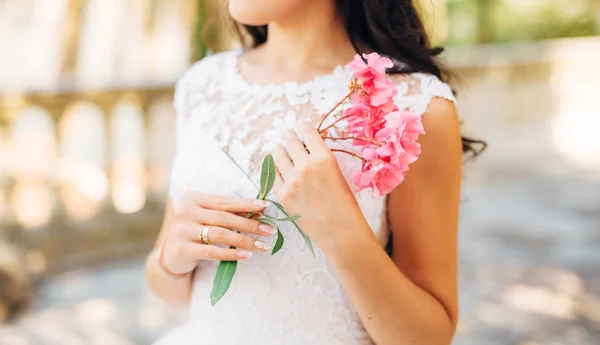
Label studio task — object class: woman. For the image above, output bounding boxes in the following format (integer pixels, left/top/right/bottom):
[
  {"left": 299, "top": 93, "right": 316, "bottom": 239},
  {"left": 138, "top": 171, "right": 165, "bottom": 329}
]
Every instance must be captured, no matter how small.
[{"left": 147, "top": 0, "right": 475, "bottom": 344}]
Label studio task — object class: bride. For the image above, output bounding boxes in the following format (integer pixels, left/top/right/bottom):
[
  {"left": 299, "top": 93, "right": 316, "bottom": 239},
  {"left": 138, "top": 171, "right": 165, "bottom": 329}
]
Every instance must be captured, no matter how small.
[{"left": 146, "top": 0, "right": 475, "bottom": 344}]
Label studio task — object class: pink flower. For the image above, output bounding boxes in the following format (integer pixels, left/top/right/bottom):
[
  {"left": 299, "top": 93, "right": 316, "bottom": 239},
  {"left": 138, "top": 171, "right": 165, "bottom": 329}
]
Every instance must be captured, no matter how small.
[
  {"left": 321, "top": 53, "right": 426, "bottom": 198},
  {"left": 346, "top": 53, "right": 397, "bottom": 108},
  {"left": 352, "top": 148, "right": 405, "bottom": 198},
  {"left": 343, "top": 103, "right": 386, "bottom": 140},
  {"left": 375, "top": 110, "right": 425, "bottom": 166},
  {"left": 351, "top": 110, "right": 425, "bottom": 196}
]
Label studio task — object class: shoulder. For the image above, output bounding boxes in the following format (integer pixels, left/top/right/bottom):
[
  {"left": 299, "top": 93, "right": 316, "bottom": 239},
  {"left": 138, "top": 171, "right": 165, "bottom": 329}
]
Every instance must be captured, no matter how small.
[
  {"left": 389, "top": 73, "right": 461, "bottom": 170},
  {"left": 173, "top": 50, "right": 239, "bottom": 113},
  {"left": 389, "top": 73, "right": 456, "bottom": 117}
]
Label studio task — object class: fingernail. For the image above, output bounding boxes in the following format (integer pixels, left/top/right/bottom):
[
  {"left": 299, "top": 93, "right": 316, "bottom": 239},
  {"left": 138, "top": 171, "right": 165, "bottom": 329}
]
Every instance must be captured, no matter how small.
[
  {"left": 254, "top": 200, "right": 268, "bottom": 207},
  {"left": 254, "top": 240, "right": 271, "bottom": 251},
  {"left": 259, "top": 224, "right": 276, "bottom": 235},
  {"left": 237, "top": 251, "right": 252, "bottom": 258}
]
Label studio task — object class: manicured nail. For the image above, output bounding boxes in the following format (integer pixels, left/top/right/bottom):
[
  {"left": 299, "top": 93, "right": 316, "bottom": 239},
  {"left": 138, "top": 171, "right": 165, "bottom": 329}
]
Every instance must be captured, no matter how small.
[
  {"left": 259, "top": 224, "right": 276, "bottom": 235},
  {"left": 254, "top": 240, "right": 271, "bottom": 251},
  {"left": 237, "top": 251, "right": 252, "bottom": 258},
  {"left": 254, "top": 200, "right": 268, "bottom": 207}
]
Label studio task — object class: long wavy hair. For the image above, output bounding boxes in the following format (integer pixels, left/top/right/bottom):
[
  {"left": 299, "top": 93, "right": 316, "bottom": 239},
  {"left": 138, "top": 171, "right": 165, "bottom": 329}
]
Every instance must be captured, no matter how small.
[{"left": 229, "top": 0, "right": 486, "bottom": 158}]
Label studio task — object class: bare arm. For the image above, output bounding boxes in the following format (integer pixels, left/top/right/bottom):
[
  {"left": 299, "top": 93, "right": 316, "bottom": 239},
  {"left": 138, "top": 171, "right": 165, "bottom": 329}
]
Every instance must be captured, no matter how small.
[
  {"left": 272, "top": 98, "right": 461, "bottom": 345},
  {"left": 145, "top": 199, "right": 194, "bottom": 307},
  {"left": 325, "top": 98, "right": 461, "bottom": 344}
]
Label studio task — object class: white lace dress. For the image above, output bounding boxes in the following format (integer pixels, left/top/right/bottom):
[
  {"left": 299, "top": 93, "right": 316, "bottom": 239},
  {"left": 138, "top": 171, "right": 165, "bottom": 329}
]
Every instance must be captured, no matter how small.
[{"left": 155, "top": 50, "right": 456, "bottom": 345}]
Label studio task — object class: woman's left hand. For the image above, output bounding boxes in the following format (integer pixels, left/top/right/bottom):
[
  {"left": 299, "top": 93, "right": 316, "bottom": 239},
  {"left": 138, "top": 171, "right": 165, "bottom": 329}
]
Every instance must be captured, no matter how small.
[{"left": 272, "top": 123, "right": 369, "bottom": 249}]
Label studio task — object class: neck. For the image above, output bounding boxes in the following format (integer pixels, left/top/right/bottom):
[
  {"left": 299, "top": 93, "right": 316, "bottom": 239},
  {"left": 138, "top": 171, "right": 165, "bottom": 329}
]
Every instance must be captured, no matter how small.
[{"left": 261, "top": 3, "right": 355, "bottom": 72}]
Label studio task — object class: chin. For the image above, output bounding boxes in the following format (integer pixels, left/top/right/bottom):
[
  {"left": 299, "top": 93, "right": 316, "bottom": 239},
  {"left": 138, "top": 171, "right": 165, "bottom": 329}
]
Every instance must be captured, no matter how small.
[{"left": 228, "top": 0, "right": 300, "bottom": 26}]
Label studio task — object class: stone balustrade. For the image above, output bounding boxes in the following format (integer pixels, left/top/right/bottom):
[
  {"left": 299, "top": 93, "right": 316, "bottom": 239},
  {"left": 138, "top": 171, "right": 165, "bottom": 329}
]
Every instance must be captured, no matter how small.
[{"left": 0, "top": 85, "right": 176, "bottom": 276}]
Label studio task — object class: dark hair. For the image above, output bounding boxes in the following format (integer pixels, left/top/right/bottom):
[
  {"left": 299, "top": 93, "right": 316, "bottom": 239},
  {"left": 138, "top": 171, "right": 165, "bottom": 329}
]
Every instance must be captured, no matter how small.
[{"left": 231, "top": 0, "right": 486, "bottom": 158}]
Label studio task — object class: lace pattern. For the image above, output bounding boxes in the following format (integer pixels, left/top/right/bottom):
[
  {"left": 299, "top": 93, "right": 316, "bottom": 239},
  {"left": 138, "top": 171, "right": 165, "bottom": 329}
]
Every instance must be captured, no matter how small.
[{"left": 160, "top": 50, "right": 456, "bottom": 345}]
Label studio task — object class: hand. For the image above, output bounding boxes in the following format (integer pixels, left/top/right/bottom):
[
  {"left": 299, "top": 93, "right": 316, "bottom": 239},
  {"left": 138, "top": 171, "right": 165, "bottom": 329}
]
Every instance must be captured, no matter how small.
[
  {"left": 161, "top": 192, "right": 277, "bottom": 275},
  {"left": 272, "top": 123, "right": 369, "bottom": 248}
]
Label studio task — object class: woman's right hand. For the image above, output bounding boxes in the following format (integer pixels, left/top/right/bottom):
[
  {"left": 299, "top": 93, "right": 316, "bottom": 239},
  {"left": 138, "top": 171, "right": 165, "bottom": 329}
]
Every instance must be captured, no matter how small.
[{"left": 161, "top": 191, "right": 277, "bottom": 275}]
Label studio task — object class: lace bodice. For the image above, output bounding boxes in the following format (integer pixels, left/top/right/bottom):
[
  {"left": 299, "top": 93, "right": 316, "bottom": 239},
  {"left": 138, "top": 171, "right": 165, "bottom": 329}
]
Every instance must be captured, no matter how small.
[{"left": 159, "top": 50, "right": 456, "bottom": 345}]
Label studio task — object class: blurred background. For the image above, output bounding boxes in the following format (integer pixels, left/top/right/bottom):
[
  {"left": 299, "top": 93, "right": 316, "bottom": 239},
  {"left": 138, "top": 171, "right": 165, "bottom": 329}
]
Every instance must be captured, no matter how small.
[{"left": 0, "top": 0, "right": 599, "bottom": 344}]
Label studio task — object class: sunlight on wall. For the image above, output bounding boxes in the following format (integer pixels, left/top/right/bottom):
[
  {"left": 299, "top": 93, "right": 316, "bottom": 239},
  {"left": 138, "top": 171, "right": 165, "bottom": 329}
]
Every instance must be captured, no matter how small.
[
  {"left": 148, "top": 97, "right": 175, "bottom": 196},
  {"left": 502, "top": 284, "right": 576, "bottom": 319},
  {"left": 10, "top": 179, "right": 54, "bottom": 228},
  {"left": 0, "top": 0, "right": 67, "bottom": 89},
  {"left": 77, "top": 0, "right": 125, "bottom": 87},
  {"left": 111, "top": 158, "right": 147, "bottom": 214},
  {"left": 550, "top": 40, "right": 600, "bottom": 174},
  {"left": 110, "top": 100, "right": 146, "bottom": 214},
  {"left": 8, "top": 107, "right": 56, "bottom": 228},
  {"left": 76, "top": 0, "right": 190, "bottom": 87},
  {"left": 8, "top": 107, "right": 56, "bottom": 178},
  {"left": 147, "top": 1, "right": 191, "bottom": 82},
  {"left": 59, "top": 102, "right": 108, "bottom": 220}
]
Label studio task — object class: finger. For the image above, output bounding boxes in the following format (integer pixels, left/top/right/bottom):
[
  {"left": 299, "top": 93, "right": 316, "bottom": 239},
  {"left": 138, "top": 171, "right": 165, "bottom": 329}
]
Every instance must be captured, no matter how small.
[
  {"left": 235, "top": 212, "right": 263, "bottom": 219},
  {"left": 272, "top": 145, "right": 293, "bottom": 180},
  {"left": 186, "top": 192, "right": 267, "bottom": 213},
  {"left": 206, "top": 226, "right": 270, "bottom": 252},
  {"left": 194, "top": 208, "right": 276, "bottom": 236},
  {"left": 297, "top": 122, "right": 329, "bottom": 154},
  {"left": 282, "top": 129, "right": 308, "bottom": 164},
  {"left": 187, "top": 243, "right": 253, "bottom": 261},
  {"left": 179, "top": 223, "right": 269, "bottom": 251}
]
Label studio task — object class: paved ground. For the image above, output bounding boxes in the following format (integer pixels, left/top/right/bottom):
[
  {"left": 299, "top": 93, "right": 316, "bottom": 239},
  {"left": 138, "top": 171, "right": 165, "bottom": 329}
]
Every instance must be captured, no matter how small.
[{"left": 1, "top": 169, "right": 600, "bottom": 345}]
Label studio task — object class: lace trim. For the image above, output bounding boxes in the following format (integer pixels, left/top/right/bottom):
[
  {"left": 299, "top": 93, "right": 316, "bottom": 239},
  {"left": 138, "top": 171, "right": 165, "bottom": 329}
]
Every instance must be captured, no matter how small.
[{"left": 172, "top": 50, "right": 457, "bottom": 174}]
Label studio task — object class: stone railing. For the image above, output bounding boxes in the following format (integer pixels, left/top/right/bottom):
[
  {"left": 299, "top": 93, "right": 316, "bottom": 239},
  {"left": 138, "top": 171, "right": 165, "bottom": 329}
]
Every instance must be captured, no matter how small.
[{"left": 0, "top": 84, "right": 177, "bottom": 276}]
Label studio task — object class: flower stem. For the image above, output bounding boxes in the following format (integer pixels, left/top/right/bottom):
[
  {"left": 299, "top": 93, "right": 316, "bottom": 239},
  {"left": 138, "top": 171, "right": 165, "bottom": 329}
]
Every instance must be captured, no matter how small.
[
  {"left": 316, "top": 90, "right": 355, "bottom": 131},
  {"left": 319, "top": 115, "right": 352, "bottom": 134},
  {"left": 323, "top": 136, "right": 383, "bottom": 146},
  {"left": 330, "top": 148, "right": 367, "bottom": 161}
]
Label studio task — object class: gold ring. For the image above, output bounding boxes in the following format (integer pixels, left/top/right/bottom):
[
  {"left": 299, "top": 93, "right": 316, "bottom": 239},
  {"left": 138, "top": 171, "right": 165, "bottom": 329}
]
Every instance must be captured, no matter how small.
[{"left": 200, "top": 225, "right": 211, "bottom": 245}]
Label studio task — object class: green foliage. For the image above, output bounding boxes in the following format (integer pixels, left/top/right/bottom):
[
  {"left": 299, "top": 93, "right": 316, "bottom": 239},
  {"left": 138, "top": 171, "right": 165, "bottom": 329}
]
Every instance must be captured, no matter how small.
[
  {"left": 257, "top": 217, "right": 285, "bottom": 255},
  {"left": 211, "top": 153, "right": 307, "bottom": 305},
  {"left": 259, "top": 155, "right": 276, "bottom": 200},
  {"left": 267, "top": 199, "right": 315, "bottom": 257},
  {"left": 445, "top": 0, "right": 599, "bottom": 45},
  {"left": 211, "top": 260, "right": 237, "bottom": 306}
]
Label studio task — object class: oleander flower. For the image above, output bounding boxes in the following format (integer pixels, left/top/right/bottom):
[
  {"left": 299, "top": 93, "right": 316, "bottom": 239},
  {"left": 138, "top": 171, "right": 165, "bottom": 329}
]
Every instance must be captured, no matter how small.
[
  {"left": 345, "top": 53, "right": 397, "bottom": 109},
  {"left": 343, "top": 103, "right": 386, "bottom": 141},
  {"left": 318, "top": 52, "right": 425, "bottom": 198},
  {"left": 351, "top": 110, "right": 425, "bottom": 196},
  {"left": 352, "top": 148, "right": 405, "bottom": 198},
  {"left": 375, "top": 110, "right": 425, "bottom": 167}
]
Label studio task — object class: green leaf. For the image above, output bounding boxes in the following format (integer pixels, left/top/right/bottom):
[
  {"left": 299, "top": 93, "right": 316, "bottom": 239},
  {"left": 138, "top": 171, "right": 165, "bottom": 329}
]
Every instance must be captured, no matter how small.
[
  {"left": 259, "top": 154, "right": 276, "bottom": 200},
  {"left": 261, "top": 214, "right": 301, "bottom": 222},
  {"left": 221, "top": 148, "right": 259, "bottom": 191},
  {"left": 266, "top": 199, "right": 315, "bottom": 257},
  {"left": 272, "top": 229, "right": 284, "bottom": 255},
  {"left": 210, "top": 260, "right": 238, "bottom": 306},
  {"left": 257, "top": 217, "right": 284, "bottom": 255},
  {"left": 257, "top": 217, "right": 277, "bottom": 228}
]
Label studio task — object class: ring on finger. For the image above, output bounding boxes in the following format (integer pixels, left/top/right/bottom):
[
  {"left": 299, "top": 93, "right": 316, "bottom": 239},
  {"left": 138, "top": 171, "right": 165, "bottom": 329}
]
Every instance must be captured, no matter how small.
[{"left": 199, "top": 225, "right": 212, "bottom": 245}]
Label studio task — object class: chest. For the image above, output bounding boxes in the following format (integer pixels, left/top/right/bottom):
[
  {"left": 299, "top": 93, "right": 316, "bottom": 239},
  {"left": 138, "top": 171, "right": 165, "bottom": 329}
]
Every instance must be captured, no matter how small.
[{"left": 170, "top": 80, "right": 391, "bottom": 246}]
